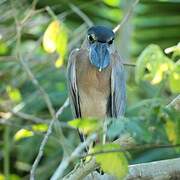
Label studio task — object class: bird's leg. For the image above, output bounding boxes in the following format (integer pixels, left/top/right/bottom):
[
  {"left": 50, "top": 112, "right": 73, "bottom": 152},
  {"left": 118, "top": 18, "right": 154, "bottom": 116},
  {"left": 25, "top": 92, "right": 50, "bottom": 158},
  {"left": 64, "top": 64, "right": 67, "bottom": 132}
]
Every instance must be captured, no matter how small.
[{"left": 102, "top": 118, "right": 107, "bottom": 144}]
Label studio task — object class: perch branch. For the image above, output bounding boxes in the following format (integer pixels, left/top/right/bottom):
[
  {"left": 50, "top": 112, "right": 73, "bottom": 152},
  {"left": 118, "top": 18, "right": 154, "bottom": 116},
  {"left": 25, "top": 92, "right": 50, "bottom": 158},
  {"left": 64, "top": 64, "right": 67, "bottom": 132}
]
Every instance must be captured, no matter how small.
[{"left": 51, "top": 133, "right": 97, "bottom": 180}]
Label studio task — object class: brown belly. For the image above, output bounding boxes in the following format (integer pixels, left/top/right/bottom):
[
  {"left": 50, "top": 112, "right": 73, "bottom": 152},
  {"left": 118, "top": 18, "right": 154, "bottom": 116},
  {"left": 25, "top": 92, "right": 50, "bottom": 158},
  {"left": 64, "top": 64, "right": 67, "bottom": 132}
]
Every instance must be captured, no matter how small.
[{"left": 76, "top": 52, "right": 111, "bottom": 119}]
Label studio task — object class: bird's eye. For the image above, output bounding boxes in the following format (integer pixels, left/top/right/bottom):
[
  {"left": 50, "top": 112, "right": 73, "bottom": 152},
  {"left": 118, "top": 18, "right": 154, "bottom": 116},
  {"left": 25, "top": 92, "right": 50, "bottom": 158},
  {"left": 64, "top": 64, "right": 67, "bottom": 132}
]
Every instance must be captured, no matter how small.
[
  {"left": 108, "top": 38, "right": 114, "bottom": 45},
  {"left": 88, "top": 34, "right": 95, "bottom": 42}
]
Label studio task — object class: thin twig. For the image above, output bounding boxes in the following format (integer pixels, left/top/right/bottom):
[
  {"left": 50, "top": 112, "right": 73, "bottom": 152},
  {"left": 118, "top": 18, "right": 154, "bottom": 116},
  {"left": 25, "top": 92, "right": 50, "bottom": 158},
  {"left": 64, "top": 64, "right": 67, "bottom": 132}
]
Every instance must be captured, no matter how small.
[
  {"left": 80, "top": 143, "right": 180, "bottom": 159},
  {"left": 69, "top": 3, "right": 94, "bottom": 27},
  {"left": 113, "top": 0, "right": 139, "bottom": 33},
  {"left": 123, "top": 62, "right": 136, "bottom": 67},
  {"left": 10, "top": 2, "right": 69, "bottom": 179},
  {"left": 167, "top": 94, "right": 180, "bottom": 110},
  {"left": 51, "top": 133, "right": 97, "bottom": 180},
  {"left": 30, "top": 98, "right": 69, "bottom": 180}
]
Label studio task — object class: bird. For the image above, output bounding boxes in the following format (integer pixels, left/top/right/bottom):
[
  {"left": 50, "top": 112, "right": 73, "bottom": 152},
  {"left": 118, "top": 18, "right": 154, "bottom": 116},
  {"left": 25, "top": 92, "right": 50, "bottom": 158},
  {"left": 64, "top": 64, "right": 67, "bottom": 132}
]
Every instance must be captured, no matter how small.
[{"left": 67, "top": 25, "right": 126, "bottom": 142}]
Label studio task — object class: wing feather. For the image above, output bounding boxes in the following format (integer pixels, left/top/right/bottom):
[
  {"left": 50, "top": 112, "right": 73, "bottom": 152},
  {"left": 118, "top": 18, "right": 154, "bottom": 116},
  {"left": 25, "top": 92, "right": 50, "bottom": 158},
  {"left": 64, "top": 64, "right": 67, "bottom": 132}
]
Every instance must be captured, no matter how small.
[
  {"left": 110, "top": 53, "right": 126, "bottom": 117},
  {"left": 67, "top": 49, "right": 81, "bottom": 118}
]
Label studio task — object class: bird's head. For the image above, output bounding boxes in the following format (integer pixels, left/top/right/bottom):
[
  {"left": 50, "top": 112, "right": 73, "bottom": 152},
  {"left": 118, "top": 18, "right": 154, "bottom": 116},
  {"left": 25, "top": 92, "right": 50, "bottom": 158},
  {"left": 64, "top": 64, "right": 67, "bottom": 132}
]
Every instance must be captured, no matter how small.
[{"left": 87, "top": 26, "right": 115, "bottom": 71}]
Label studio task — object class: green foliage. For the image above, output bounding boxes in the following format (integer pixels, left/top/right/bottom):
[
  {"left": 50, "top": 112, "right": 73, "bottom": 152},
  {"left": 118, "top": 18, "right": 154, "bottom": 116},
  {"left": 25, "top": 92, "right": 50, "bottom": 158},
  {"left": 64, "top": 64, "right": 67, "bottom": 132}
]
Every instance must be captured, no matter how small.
[
  {"left": 6, "top": 86, "right": 22, "bottom": 103},
  {"left": 68, "top": 118, "right": 101, "bottom": 134},
  {"left": 135, "top": 44, "right": 180, "bottom": 93},
  {"left": 93, "top": 143, "right": 128, "bottom": 179},
  {"left": 168, "top": 61, "right": 180, "bottom": 93}
]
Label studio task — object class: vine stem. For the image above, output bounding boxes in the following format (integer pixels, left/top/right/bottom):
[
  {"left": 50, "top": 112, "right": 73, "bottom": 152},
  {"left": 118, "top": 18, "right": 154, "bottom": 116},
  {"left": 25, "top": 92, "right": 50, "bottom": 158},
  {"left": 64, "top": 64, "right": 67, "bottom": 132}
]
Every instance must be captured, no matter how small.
[{"left": 4, "top": 126, "right": 10, "bottom": 180}]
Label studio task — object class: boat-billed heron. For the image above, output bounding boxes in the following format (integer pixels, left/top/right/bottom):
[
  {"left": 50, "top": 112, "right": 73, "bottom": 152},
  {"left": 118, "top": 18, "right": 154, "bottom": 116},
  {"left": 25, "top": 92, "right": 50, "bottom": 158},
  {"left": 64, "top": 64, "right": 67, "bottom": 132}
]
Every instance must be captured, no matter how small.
[{"left": 67, "top": 26, "right": 126, "bottom": 141}]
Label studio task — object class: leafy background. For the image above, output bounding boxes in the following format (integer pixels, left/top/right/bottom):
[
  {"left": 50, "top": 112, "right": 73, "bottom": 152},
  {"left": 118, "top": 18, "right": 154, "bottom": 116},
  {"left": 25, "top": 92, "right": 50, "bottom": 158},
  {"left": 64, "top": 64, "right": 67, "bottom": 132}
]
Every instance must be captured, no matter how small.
[{"left": 0, "top": 0, "right": 180, "bottom": 179}]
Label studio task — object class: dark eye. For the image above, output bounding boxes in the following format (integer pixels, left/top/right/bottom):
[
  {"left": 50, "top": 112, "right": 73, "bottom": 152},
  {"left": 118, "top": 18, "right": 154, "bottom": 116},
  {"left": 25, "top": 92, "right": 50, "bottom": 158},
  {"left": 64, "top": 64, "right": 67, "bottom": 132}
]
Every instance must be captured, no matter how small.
[
  {"left": 108, "top": 38, "right": 114, "bottom": 45},
  {"left": 88, "top": 34, "right": 95, "bottom": 42}
]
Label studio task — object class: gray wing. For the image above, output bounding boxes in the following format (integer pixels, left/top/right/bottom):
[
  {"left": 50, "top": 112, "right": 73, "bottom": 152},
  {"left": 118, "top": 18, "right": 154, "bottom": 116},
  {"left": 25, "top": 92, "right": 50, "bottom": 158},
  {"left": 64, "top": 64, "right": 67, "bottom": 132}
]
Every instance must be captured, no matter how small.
[
  {"left": 67, "top": 49, "right": 81, "bottom": 118},
  {"left": 110, "top": 53, "right": 126, "bottom": 118}
]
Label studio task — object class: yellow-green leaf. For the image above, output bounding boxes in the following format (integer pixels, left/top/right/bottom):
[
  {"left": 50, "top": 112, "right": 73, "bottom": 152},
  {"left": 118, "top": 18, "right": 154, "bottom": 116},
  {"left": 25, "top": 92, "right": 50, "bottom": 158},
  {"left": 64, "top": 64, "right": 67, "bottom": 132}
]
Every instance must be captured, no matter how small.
[
  {"left": 32, "top": 124, "right": 48, "bottom": 132},
  {"left": 93, "top": 143, "right": 128, "bottom": 178},
  {"left": 6, "top": 86, "right": 22, "bottom": 103},
  {"left": 55, "top": 56, "right": 64, "bottom": 68},
  {"left": 135, "top": 44, "right": 173, "bottom": 85},
  {"left": 103, "top": 0, "right": 120, "bottom": 7},
  {"left": 14, "top": 129, "right": 34, "bottom": 141},
  {"left": 0, "top": 40, "right": 8, "bottom": 55},
  {"left": 43, "top": 20, "right": 60, "bottom": 53},
  {"left": 165, "top": 119, "right": 176, "bottom": 144},
  {"left": 56, "top": 25, "right": 68, "bottom": 57},
  {"left": 43, "top": 20, "right": 68, "bottom": 68},
  {"left": 68, "top": 118, "right": 100, "bottom": 134},
  {"left": 169, "top": 62, "right": 180, "bottom": 93}
]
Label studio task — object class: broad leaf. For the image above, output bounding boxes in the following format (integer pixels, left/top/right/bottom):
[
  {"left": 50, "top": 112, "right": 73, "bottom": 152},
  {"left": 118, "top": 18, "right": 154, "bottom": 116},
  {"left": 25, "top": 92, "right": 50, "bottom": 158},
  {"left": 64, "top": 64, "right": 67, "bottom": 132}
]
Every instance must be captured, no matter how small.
[
  {"left": 6, "top": 86, "right": 22, "bottom": 103},
  {"left": 68, "top": 118, "right": 101, "bottom": 134},
  {"left": 135, "top": 44, "right": 173, "bottom": 84},
  {"left": 93, "top": 143, "right": 128, "bottom": 179},
  {"left": 43, "top": 20, "right": 68, "bottom": 68},
  {"left": 43, "top": 20, "right": 60, "bottom": 53},
  {"left": 168, "top": 61, "right": 180, "bottom": 93},
  {"left": 14, "top": 129, "right": 34, "bottom": 141}
]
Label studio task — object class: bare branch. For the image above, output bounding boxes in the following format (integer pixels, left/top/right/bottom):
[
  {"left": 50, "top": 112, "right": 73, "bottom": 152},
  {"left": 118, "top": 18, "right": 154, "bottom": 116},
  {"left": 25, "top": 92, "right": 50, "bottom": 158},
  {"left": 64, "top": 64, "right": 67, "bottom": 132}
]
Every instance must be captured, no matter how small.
[
  {"left": 126, "top": 158, "right": 180, "bottom": 180},
  {"left": 113, "top": 0, "right": 139, "bottom": 33},
  {"left": 30, "top": 98, "right": 69, "bottom": 180},
  {"left": 167, "top": 94, "right": 180, "bottom": 110},
  {"left": 69, "top": 3, "right": 94, "bottom": 27}
]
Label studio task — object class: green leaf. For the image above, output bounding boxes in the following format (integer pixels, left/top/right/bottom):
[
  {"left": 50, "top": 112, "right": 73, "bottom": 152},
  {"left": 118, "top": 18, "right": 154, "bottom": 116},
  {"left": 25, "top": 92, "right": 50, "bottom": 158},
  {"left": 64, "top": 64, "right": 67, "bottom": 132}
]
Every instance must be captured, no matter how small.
[
  {"left": 14, "top": 129, "right": 34, "bottom": 141},
  {"left": 0, "top": 40, "right": 8, "bottom": 55},
  {"left": 56, "top": 24, "right": 68, "bottom": 68},
  {"left": 6, "top": 86, "right": 22, "bottom": 103},
  {"left": 135, "top": 44, "right": 173, "bottom": 85},
  {"left": 68, "top": 118, "right": 100, "bottom": 134},
  {"left": 169, "top": 61, "right": 180, "bottom": 93},
  {"left": 93, "top": 143, "right": 128, "bottom": 178},
  {"left": 103, "top": 0, "right": 121, "bottom": 7},
  {"left": 32, "top": 124, "right": 48, "bottom": 132}
]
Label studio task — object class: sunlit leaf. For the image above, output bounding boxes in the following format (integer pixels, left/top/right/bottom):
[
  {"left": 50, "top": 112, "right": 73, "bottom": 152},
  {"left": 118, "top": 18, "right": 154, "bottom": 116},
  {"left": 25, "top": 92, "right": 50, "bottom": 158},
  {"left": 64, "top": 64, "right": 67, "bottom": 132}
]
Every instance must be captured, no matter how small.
[
  {"left": 14, "top": 129, "right": 34, "bottom": 141},
  {"left": 32, "top": 124, "right": 48, "bottom": 132},
  {"left": 55, "top": 56, "right": 64, "bottom": 68},
  {"left": 56, "top": 24, "right": 68, "bottom": 67},
  {"left": 6, "top": 86, "right": 22, "bottom": 103},
  {"left": 169, "top": 62, "right": 180, "bottom": 93},
  {"left": 165, "top": 119, "right": 176, "bottom": 143},
  {"left": 93, "top": 143, "right": 128, "bottom": 178},
  {"left": 68, "top": 118, "right": 100, "bottom": 134},
  {"left": 103, "top": 0, "right": 120, "bottom": 7},
  {"left": 135, "top": 44, "right": 173, "bottom": 85},
  {"left": 0, "top": 40, "right": 8, "bottom": 55},
  {"left": 43, "top": 20, "right": 68, "bottom": 68},
  {"left": 43, "top": 20, "right": 60, "bottom": 53},
  {"left": 0, "top": 174, "right": 20, "bottom": 180}
]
